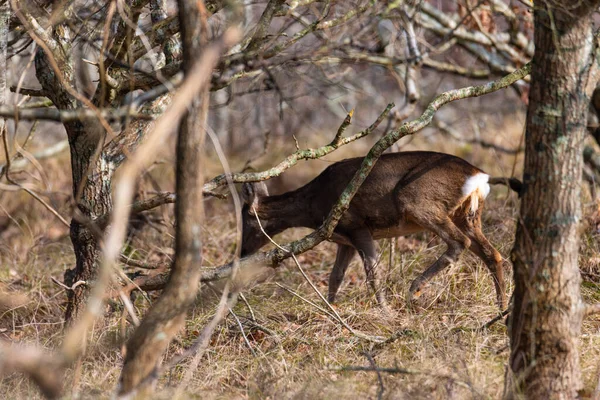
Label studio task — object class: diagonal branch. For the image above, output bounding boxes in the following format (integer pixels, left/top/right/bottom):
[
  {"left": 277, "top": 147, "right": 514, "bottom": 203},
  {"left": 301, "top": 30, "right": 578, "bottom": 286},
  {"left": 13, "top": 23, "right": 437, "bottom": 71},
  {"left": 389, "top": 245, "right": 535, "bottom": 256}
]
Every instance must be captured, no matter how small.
[
  {"left": 130, "top": 63, "right": 532, "bottom": 292},
  {"left": 0, "top": 28, "right": 244, "bottom": 400}
]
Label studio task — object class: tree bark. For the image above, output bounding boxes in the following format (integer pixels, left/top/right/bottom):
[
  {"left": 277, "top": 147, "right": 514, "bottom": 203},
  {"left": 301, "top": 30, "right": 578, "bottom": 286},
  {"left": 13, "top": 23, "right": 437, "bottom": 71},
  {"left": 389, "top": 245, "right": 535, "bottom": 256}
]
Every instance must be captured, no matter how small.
[
  {"left": 32, "top": 30, "right": 116, "bottom": 323},
  {"left": 508, "top": 1, "right": 600, "bottom": 398},
  {"left": 64, "top": 129, "right": 114, "bottom": 322}
]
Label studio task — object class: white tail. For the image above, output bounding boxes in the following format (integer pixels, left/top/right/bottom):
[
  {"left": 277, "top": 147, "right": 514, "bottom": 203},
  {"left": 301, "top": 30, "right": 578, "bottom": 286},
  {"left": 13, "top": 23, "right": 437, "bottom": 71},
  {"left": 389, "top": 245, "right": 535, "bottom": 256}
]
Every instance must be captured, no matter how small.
[{"left": 462, "top": 173, "right": 490, "bottom": 213}]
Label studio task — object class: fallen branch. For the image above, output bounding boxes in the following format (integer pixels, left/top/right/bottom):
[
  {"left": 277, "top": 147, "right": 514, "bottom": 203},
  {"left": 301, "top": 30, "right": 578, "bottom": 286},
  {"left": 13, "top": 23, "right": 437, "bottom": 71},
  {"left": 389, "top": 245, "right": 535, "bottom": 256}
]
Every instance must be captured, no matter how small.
[
  {"left": 479, "top": 307, "right": 511, "bottom": 330},
  {"left": 120, "top": 255, "right": 165, "bottom": 270}
]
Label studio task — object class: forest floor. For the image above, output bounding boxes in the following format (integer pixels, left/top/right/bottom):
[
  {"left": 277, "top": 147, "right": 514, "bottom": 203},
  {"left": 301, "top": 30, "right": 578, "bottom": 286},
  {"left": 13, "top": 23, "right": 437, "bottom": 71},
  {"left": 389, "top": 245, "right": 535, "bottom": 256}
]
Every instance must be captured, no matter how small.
[{"left": 2, "top": 114, "right": 600, "bottom": 399}]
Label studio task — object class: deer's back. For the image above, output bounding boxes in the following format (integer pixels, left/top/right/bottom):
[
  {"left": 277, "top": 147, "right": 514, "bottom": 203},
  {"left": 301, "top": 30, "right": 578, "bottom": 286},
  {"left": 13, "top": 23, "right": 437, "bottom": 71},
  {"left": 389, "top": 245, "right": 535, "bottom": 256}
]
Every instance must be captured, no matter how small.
[{"left": 304, "top": 151, "right": 484, "bottom": 233}]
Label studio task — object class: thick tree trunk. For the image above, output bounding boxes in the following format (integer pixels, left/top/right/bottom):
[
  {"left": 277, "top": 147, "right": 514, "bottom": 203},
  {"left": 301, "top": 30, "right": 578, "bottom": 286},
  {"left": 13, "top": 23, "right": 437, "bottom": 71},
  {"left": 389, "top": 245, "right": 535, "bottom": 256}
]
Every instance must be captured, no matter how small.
[
  {"left": 34, "top": 48, "right": 115, "bottom": 323},
  {"left": 64, "top": 127, "right": 114, "bottom": 322},
  {"left": 508, "top": 1, "right": 600, "bottom": 398}
]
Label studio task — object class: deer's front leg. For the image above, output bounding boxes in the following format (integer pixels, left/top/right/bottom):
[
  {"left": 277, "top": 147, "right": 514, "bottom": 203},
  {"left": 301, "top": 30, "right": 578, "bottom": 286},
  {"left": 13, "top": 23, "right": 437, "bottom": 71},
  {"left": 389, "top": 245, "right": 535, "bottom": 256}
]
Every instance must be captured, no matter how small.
[
  {"left": 349, "top": 230, "right": 392, "bottom": 314},
  {"left": 328, "top": 244, "right": 357, "bottom": 303}
]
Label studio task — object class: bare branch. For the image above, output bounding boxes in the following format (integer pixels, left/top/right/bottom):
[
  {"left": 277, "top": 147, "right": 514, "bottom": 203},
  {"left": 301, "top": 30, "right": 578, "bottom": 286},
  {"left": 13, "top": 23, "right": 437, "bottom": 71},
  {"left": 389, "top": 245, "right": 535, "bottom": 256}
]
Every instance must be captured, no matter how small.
[
  {"left": 423, "top": 57, "right": 492, "bottom": 78},
  {"left": 120, "top": 256, "right": 166, "bottom": 270},
  {"left": 203, "top": 103, "right": 393, "bottom": 193},
  {"left": 49, "top": 29, "right": 243, "bottom": 394},
  {"left": 9, "top": 85, "right": 46, "bottom": 97},
  {"left": 331, "top": 109, "right": 354, "bottom": 146},
  {"left": 0, "top": 103, "right": 155, "bottom": 122},
  {"left": 0, "top": 139, "right": 68, "bottom": 173},
  {"left": 10, "top": 0, "right": 58, "bottom": 53},
  {"left": 129, "top": 1, "right": 226, "bottom": 60},
  {"left": 95, "top": 192, "right": 175, "bottom": 229},
  {"left": 109, "top": 21, "right": 241, "bottom": 394}
]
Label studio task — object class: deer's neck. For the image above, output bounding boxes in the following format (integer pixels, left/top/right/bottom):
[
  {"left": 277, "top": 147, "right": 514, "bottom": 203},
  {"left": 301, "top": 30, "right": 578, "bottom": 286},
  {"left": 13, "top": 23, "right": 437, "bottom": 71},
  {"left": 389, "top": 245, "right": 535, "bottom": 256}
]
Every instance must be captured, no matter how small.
[{"left": 257, "top": 188, "right": 314, "bottom": 234}]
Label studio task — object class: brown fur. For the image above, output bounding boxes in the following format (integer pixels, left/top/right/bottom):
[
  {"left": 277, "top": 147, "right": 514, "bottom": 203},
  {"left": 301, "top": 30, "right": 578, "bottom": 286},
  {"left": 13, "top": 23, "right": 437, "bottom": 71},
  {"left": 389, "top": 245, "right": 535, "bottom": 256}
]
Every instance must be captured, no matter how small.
[{"left": 241, "top": 151, "right": 507, "bottom": 312}]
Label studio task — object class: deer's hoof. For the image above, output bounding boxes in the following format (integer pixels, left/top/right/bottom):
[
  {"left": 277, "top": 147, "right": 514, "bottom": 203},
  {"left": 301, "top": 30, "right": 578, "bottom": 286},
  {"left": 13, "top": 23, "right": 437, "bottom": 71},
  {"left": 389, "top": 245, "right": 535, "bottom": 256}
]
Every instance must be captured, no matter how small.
[
  {"left": 406, "top": 282, "right": 429, "bottom": 312},
  {"left": 408, "top": 279, "right": 427, "bottom": 300}
]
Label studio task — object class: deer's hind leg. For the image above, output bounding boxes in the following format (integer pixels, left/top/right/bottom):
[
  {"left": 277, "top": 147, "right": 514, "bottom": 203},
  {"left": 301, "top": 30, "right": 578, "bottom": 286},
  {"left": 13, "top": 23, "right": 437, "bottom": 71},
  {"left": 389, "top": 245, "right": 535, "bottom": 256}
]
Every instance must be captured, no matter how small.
[
  {"left": 408, "top": 216, "right": 471, "bottom": 302},
  {"left": 453, "top": 202, "right": 507, "bottom": 310},
  {"left": 328, "top": 244, "right": 357, "bottom": 303}
]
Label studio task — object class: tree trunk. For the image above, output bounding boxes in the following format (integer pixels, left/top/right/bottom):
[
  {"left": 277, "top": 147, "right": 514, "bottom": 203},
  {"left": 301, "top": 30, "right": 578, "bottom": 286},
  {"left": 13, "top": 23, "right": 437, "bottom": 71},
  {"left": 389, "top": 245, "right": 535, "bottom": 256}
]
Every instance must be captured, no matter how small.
[
  {"left": 34, "top": 41, "right": 116, "bottom": 323},
  {"left": 64, "top": 127, "right": 114, "bottom": 322},
  {"left": 508, "top": 1, "right": 600, "bottom": 398}
]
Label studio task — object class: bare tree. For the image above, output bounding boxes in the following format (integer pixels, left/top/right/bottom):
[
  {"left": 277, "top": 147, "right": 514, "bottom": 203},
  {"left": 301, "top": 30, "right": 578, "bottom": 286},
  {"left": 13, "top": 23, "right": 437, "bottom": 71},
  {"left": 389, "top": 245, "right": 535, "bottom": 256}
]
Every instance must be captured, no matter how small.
[{"left": 508, "top": 1, "right": 600, "bottom": 397}]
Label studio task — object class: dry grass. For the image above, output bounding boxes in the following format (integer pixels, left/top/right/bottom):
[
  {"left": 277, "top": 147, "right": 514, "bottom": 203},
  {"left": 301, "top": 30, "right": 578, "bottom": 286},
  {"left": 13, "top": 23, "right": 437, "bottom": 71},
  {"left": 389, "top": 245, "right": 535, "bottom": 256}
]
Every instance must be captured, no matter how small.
[{"left": 2, "top": 112, "right": 600, "bottom": 399}]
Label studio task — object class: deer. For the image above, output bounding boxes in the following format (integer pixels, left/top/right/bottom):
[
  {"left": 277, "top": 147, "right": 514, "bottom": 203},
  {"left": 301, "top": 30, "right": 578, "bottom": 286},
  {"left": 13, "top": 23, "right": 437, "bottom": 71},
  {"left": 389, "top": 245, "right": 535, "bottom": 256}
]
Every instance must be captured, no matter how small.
[{"left": 240, "top": 151, "right": 521, "bottom": 313}]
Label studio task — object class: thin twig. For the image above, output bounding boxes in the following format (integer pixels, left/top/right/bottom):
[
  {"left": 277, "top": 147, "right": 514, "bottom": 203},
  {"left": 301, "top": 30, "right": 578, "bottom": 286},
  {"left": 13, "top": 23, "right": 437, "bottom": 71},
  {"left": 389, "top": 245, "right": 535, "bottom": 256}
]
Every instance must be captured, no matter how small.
[
  {"left": 1, "top": 127, "right": 70, "bottom": 227},
  {"left": 202, "top": 104, "right": 394, "bottom": 193},
  {"left": 276, "top": 283, "right": 338, "bottom": 321},
  {"left": 479, "top": 307, "right": 511, "bottom": 331},
  {"left": 228, "top": 306, "right": 257, "bottom": 357},
  {"left": 435, "top": 120, "right": 523, "bottom": 155},
  {"left": 50, "top": 277, "right": 87, "bottom": 292},
  {"left": 331, "top": 109, "right": 354, "bottom": 146},
  {"left": 241, "top": 316, "right": 281, "bottom": 343},
  {"left": 239, "top": 293, "right": 256, "bottom": 322},
  {"left": 118, "top": 291, "right": 141, "bottom": 327}
]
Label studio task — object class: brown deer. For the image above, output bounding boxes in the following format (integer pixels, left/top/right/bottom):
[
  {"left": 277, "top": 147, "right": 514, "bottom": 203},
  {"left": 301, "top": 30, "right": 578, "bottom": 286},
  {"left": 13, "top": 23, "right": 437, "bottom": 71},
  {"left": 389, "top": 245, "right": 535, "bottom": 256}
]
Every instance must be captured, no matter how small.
[{"left": 241, "top": 151, "right": 520, "bottom": 312}]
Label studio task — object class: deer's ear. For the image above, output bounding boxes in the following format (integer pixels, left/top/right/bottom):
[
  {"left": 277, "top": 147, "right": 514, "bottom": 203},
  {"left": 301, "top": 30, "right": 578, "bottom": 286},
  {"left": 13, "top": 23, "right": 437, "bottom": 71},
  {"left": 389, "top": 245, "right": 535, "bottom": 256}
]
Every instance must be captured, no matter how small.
[{"left": 241, "top": 182, "right": 269, "bottom": 209}]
